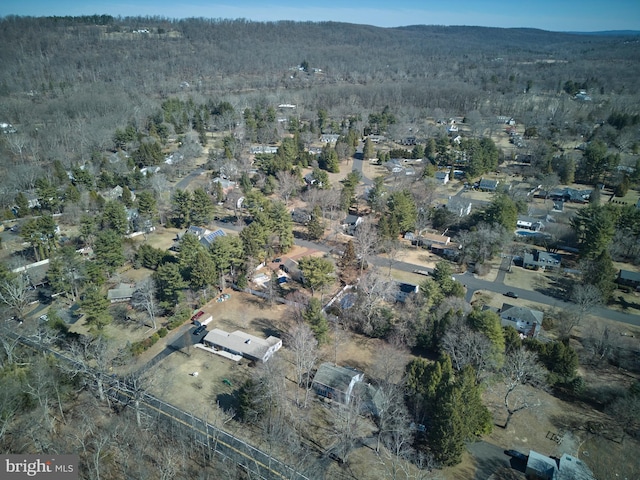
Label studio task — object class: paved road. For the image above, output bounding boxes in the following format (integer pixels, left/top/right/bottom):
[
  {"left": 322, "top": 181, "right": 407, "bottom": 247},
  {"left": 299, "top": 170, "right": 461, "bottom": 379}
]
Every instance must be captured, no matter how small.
[
  {"left": 352, "top": 143, "right": 373, "bottom": 186},
  {"left": 174, "top": 167, "right": 205, "bottom": 190},
  {"left": 467, "top": 441, "right": 526, "bottom": 480},
  {"left": 210, "top": 229, "right": 640, "bottom": 328},
  {"left": 136, "top": 321, "right": 206, "bottom": 375}
]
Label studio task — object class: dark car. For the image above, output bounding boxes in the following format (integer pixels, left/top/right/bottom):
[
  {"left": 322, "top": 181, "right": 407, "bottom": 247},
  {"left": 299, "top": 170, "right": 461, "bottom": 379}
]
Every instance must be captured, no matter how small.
[
  {"left": 504, "top": 291, "right": 519, "bottom": 299},
  {"left": 505, "top": 449, "right": 527, "bottom": 461},
  {"left": 193, "top": 325, "right": 206, "bottom": 336}
]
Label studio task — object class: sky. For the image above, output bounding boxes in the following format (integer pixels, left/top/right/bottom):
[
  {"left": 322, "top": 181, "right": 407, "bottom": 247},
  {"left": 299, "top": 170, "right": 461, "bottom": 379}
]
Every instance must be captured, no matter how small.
[{"left": 1, "top": 0, "right": 639, "bottom": 32}]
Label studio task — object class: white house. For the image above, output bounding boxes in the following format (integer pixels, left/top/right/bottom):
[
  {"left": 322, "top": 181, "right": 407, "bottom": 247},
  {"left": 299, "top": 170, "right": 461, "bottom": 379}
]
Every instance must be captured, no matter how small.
[
  {"left": 202, "top": 328, "right": 282, "bottom": 363},
  {"left": 320, "top": 134, "right": 340, "bottom": 143}
]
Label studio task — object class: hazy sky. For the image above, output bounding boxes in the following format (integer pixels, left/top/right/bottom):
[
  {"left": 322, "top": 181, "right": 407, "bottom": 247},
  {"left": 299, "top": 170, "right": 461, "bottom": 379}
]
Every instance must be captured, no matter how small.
[{"left": 1, "top": 0, "right": 638, "bottom": 32}]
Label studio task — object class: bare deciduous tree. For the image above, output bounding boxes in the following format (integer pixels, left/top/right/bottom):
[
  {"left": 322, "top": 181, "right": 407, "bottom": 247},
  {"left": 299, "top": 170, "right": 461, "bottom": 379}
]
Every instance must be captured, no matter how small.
[
  {"left": 441, "top": 319, "right": 494, "bottom": 383},
  {"left": 353, "top": 218, "right": 378, "bottom": 276},
  {"left": 276, "top": 170, "right": 300, "bottom": 205},
  {"left": 287, "top": 323, "right": 319, "bottom": 408},
  {"left": 562, "top": 283, "right": 603, "bottom": 338},
  {"left": 327, "top": 394, "right": 365, "bottom": 464},
  {"left": 131, "top": 277, "right": 162, "bottom": 330},
  {"left": 0, "top": 273, "right": 35, "bottom": 318},
  {"left": 499, "top": 347, "right": 546, "bottom": 429}
]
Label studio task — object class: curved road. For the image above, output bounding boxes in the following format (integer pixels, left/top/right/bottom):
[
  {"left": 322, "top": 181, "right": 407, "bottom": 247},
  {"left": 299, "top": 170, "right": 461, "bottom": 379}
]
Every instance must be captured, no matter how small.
[{"left": 212, "top": 220, "right": 640, "bottom": 328}]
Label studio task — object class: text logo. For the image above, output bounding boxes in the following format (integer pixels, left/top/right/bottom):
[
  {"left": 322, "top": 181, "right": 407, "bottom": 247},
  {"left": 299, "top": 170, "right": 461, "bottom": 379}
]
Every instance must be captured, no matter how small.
[{"left": 1, "top": 455, "right": 78, "bottom": 479}]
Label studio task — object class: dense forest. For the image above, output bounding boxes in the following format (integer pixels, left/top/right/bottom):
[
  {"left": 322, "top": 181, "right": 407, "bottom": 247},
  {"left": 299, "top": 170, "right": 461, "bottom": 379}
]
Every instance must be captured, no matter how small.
[{"left": 1, "top": 16, "right": 639, "bottom": 200}]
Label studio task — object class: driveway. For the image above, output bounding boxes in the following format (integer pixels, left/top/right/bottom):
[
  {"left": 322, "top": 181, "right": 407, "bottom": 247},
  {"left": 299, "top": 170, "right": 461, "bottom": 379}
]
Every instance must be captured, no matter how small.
[{"left": 467, "top": 441, "right": 526, "bottom": 479}]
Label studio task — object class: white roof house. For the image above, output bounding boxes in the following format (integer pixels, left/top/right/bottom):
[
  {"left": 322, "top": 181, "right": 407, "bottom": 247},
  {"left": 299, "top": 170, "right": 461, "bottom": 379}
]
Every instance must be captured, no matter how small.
[{"left": 202, "top": 328, "right": 282, "bottom": 363}]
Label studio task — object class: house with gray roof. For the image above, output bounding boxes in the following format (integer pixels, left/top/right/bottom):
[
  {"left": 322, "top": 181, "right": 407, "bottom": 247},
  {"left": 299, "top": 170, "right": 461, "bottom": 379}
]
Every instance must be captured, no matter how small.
[
  {"left": 478, "top": 178, "right": 499, "bottom": 191},
  {"left": 447, "top": 198, "right": 472, "bottom": 217},
  {"left": 526, "top": 450, "right": 558, "bottom": 480},
  {"left": 180, "top": 226, "right": 226, "bottom": 250},
  {"left": 202, "top": 328, "right": 282, "bottom": 363},
  {"left": 523, "top": 250, "right": 561, "bottom": 270},
  {"left": 107, "top": 283, "right": 136, "bottom": 303},
  {"left": 517, "top": 215, "right": 544, "bottom": 231},
  {"left": 320, "top": 134, "right": 340, "bottom": 143},
  {"left": 500, "top": 303, "right": 543, "bottom": 337},
  {"left": 396, "top": 282, "right": 419, "bottom": 303},
  {"left": 312, "top": 363, "right": 364, "bottom": 404},
  {"left": 434, "top": 170, "right": 450, "bottom": 184},
  {"left": 523, "top": 450, "right": 595, "bottom": 480},
  {"left": 617, "top": 269, "right": 640, "bottom": 289}
]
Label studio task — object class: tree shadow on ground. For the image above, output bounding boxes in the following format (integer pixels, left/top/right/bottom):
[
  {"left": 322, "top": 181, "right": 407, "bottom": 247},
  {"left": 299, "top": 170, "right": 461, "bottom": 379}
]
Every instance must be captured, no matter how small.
[
  {"left": 614, "top": 295, "right": 640, "bottom": 312},
  {"left": 250, "top": 316, "right": 283, "bottom": 338},
  {"left": 214, "top": 391, "right": 239, "bottom": 413},
  {"left": 532, "top": 275, "right": 570, "bottom": 300}
]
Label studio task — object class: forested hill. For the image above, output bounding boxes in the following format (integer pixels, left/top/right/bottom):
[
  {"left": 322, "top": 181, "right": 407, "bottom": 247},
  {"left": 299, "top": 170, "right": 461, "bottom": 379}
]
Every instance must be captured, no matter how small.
[
  {"left": 0, "top": 15, "right": 638, "bottom": 175},
  {"left": 0, "top": 15, "right": 636, "bottom": 97}
]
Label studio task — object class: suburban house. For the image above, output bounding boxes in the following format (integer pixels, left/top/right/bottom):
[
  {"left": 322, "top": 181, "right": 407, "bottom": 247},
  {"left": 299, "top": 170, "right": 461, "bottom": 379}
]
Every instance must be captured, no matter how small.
[
  {"left": 500, "top": 303, "right": 543, "bottom": 338},
  {"left": 320, "top": 134, "right": 340, "bottom": 143},
  {"left": 447, "top": 198, "right": 472, "bottom": 217},
  {"left": 180, "top": 226, "right": 226, "bottom": 250},
  {"left": 312, "top": 363, "right": 364, "bottom": 404},
  {"left": 526, "top": 450, "right": 559, "bottom": 480},
  {"left": 435, "top": 170, "right": 450, "bottom": 184},
  {"left": 396, "top": 282, "right": 419, "bottom": 303},
  {"left": 107, "top": 283, "right": 136, "bottom": 303},
  {"left": 525, "top": 451, "right": 594, "bottom": 480},
  {"left": 541, "top": 187, "right": 591, "bottom": 203},
  {"left": 101, "top": 185, "right": 135, "bottom": 201},
  {"left": 523, "top": 250, "right": 561, "bottom": 270},
  {"left": 212, "top": 176, "right": 236, "bottom": 194},
  {"left": 357, "top": 382, "right": 385, "bottom": 417},
  {"left": 419, "top": 232, "right": 451, "bottom": 247},
  {"left": 202, "top": 328, "right": 282, "bottom": 363},
  {"left": 617, "top": 269, "right": 640, "bottom": 290},
  {"left": 304, "top": 172, "right": 324, "bottom": 187},
  {"left": 431, "top": 243, "right": 461, "bottom": 260},
  {"left": 342, "top": 214, "right": 363, "bottom": 234},
  {"left": 291, "top": 209, "right": 311, "bottom": 224},
  {"left": 385, "top": 158, "right": 404, "bottom": 173},
  {"left": 140, "top": 165, "right": 161, "bottom": 176},
  {"left": 478, "top": 178, "right": 499, "bottom": 192},
  {"left": 517, "top": 215, "right": 544, "bottom": 231},
  {"left": 250, "top": 145, "right": 278, "bottom": 154},
  {"left": 367, "top": 135, "right": 385, "bottom": 144}
]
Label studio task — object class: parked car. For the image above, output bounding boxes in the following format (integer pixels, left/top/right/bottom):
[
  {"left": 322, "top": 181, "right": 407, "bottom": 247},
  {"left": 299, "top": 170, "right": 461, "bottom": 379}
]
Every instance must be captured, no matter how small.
[
  {"left": 505, "top": 450, "right": 527, "bottom": 461},
  {"left": 193, "top": 325, "right": 206, "bottom": 335},
  {"left": 504, "top": 291, "right": 519, "bottom": 299}
]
